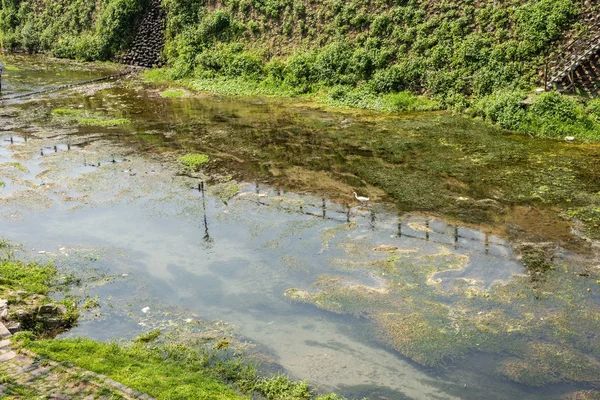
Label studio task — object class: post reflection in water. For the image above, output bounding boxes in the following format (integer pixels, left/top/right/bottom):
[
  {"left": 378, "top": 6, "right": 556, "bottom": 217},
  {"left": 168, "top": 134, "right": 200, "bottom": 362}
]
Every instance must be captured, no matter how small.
[
  {"left": 199, "top": 181, "right": 213, "bottom": 245},
  {"left": 237, "top": 185, "right": 506, "bottom": 260}
]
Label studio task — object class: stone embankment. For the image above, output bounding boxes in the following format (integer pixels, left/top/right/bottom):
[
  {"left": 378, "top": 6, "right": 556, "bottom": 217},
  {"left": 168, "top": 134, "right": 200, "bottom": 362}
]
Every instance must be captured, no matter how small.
[
  {"left": 122, "top": 0, "right": 166, "bottom": 67},
  {"left": 1, "top": 296, "right": 71, "bottom": 334}
]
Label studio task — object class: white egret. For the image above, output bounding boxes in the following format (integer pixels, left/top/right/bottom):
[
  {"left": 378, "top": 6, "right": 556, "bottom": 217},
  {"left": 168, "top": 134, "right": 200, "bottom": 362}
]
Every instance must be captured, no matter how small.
[{"left": 353, "top": 191, "right": 370, "bottom": 202}]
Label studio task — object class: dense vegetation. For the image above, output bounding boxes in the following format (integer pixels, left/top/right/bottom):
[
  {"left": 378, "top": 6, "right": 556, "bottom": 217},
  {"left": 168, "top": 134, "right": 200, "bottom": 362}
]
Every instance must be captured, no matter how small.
[
  {"left": 2, "top": 0, "right": 600, "bottom": 138},
  {"left": 0, "top": 0, "right": 147, "bottom": 60}
]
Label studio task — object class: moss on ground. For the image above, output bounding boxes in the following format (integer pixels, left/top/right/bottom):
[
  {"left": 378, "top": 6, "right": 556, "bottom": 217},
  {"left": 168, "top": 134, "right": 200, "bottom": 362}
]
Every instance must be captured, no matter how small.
[{"left": 178, "top": 153, "right": 210, "bottom": 171}]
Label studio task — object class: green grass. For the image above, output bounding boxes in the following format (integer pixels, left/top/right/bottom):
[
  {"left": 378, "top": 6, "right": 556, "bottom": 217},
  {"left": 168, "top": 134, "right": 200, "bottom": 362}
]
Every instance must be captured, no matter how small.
[
  {"left": 144, "top": 70, "right": 298, "bottom": 98},
  {"left": 17, "top": 336, "right": 345, "bottom": 400},
  {"left": 144, "top": 69, "right": 440, "bottom": 113},
  {"left": 0, "top": 260, "right": 57, "bottom": 296},
  {"left": 19, "top": 338, "right": 247, "bottom": 400}
]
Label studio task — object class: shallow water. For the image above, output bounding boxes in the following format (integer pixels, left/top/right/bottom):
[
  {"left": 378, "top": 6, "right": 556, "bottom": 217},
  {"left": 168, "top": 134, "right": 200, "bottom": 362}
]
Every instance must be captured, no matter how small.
[{"left": 1, "top": 55, "right": 599, "bottom": 399}]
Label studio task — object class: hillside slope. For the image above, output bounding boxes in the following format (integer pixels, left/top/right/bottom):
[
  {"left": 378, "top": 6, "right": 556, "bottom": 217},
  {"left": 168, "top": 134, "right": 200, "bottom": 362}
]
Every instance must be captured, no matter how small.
[
  {"left": 2, "top": 0, "right": 600, "bottom": 138},
  {"left": 163, "top": 0, "right": 579, "bottom": 96},
  {"left": 0, "top": 0, "right": 148, "bottom": 60}
]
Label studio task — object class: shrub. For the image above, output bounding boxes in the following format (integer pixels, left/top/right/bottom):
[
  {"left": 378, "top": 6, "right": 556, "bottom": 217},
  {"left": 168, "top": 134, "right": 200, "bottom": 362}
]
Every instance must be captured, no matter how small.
[
  {"left": 20, "top": 19, "right": 40, "bottom": 53},
  {"left": 313, "top": 41, "right": 353, "bottom": 85},
  {"left": 265, "top": 58, "right": 286, "bottom": 82},
  {"left": 515, "top": 0, "right": 578, "bottom": 54},
  {"left": 284, "top": 52, "right": 317, "bottom": 91},
  {"left": 95, "top": 0, "right": 145, "bottom": 59},
  {"left": 370, "top": 60, "right": 425, "bottom": 93},
  {"left": 472, "top": 90, "right": 528, "bottom": 130},
  {"left": 226, "top": 51, "right": 264, "bottom": 78},
  {"left": 586, "top": 99, "right": 600, "bottom": 123},
  {"left": 529, "top": 92, "right": 581, "bottom": 123}
]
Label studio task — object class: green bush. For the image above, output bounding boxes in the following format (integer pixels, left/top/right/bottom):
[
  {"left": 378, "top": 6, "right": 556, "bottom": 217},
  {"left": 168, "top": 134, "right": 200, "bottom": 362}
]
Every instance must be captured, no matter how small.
[
  {"left": 515, "top": 0, "right": 578, "bottom": 54},
  {"left": 313, "top": 41, "right": 353, "bottom": 85},
  {"left": 587, "top": 99, "right": 600, "bottom": 123},
  {"left": 529, "top": 91, "right": 581, "bottom": 123},
  {"left": 284, "top": 52, "right": 317, "bottom": 92},
  {"left": 472, "top": 90, "right": 528, "bottom": 130},
  {"left": 370, "top": 60, "right": 425, "bottom": 93}
]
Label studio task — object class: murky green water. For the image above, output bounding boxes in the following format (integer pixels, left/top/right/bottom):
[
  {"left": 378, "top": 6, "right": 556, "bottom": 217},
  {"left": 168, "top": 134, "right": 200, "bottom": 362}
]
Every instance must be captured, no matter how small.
[{"left": 1, "top": 55, "right": 599, "bottom": 399}]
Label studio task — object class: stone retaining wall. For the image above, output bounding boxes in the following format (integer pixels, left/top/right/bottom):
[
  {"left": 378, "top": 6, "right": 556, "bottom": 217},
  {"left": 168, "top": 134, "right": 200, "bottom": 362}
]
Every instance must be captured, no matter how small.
[{"left": 122, "top": 0, "right": 166, "bottom": 68}]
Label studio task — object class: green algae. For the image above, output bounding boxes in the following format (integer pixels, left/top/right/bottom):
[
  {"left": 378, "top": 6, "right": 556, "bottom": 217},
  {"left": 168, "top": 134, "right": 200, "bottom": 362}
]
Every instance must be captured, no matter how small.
[
  {"left": 74, "top": 117, "right": 131, "bottom": 127},
  {"left": 160, "top": 89, "right": 187, "bottom": 98},
  {"left": 208, "top": 180, "right": 240, "bottom": 203},
  {"left": 285, "top": 226, "right": 600, "bottom": 386},
  {"left": 564, "top": 203, "right": 600, "bottom": 240},
  {"left": 178, "top": 154, "right": 209, "bottom": 171},
  {"left": 51, "top": 107, "right": 131, "bottom": 127},
  {"left": 3, "top": 162, "right": 29, "bottom": 173},
  {"left": 37, "top": 79, "right": 600, "bottom": 241},
  {"left": 52, "top": 108, "right": 83, "bottom": 117}
]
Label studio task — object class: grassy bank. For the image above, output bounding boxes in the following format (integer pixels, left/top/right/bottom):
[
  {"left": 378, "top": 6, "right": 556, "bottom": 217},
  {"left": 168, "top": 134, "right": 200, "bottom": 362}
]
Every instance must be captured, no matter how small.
[
  {"left": 0, "top": 242, "right": 78, "bottom": 335},
  {"left": 3, "top": 0, "right": 600, "bottom": 139},
  {"left": 16, "top": 334, "right": 344, "bottom": 400}
]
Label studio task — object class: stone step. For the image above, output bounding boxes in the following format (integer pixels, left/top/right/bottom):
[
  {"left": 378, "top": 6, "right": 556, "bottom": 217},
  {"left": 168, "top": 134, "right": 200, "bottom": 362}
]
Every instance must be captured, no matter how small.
[{"left": 0, "top": 323, "right": 11, "bottom": 339}]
